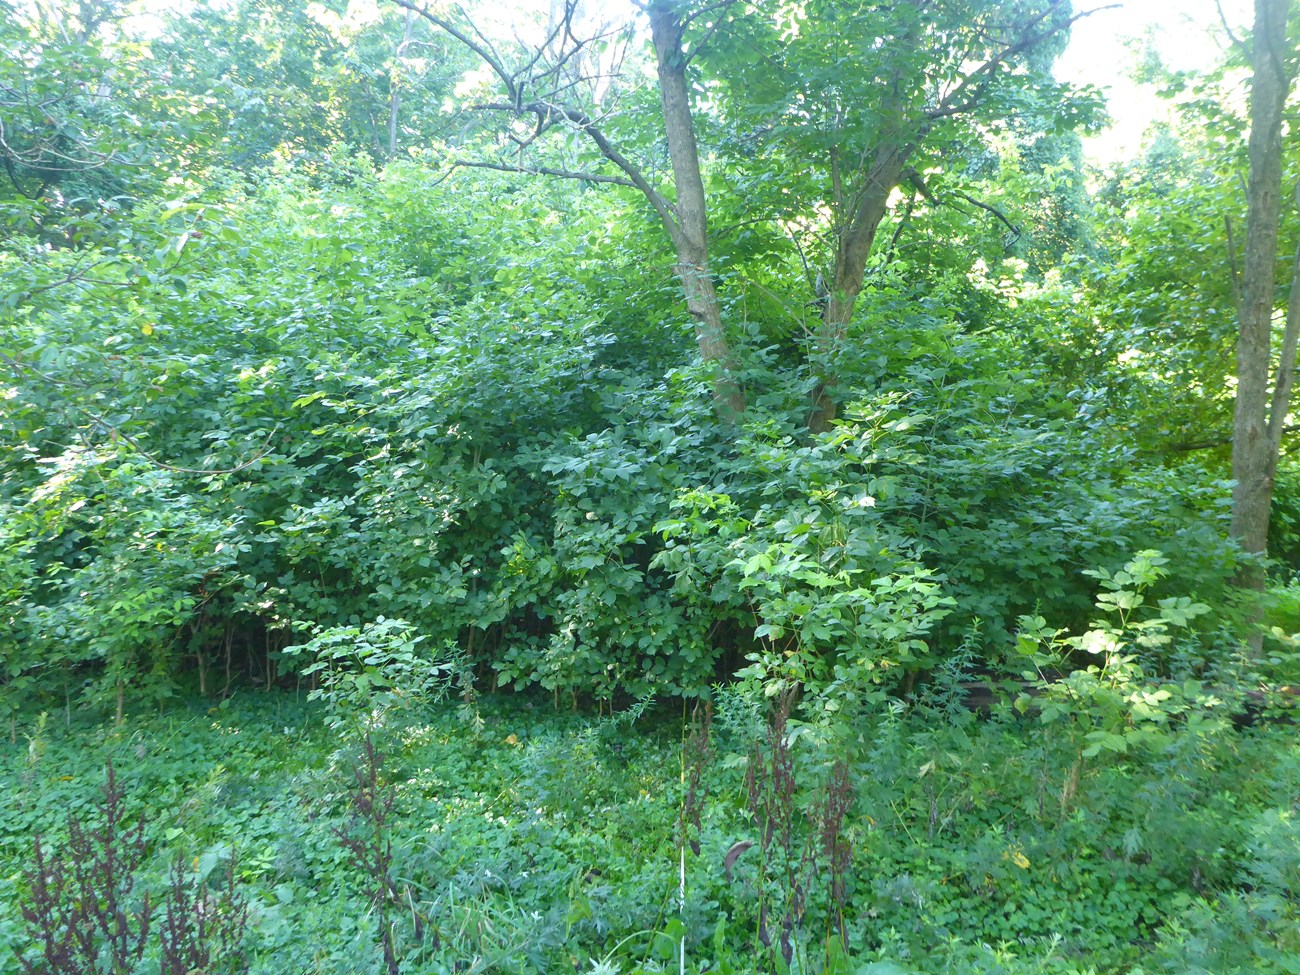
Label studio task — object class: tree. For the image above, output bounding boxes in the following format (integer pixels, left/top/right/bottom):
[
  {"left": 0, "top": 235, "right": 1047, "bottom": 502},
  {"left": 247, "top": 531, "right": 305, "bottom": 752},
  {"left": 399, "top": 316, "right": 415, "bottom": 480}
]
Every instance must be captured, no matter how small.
[
  {"left": 1229, "top": 0, "right": 1300, "bottom": 591},
  {"left": 0, "top": 0, "right": 128, "bottom": 205},
  {"left": 0, "top": 0, "right": 214, "bottom": 231},
  {"left": 391, "top": 0, "right": 1102, "bottom": 428},
  {"left": 152, "top": 0, "right": 470, "bottom": 169}
]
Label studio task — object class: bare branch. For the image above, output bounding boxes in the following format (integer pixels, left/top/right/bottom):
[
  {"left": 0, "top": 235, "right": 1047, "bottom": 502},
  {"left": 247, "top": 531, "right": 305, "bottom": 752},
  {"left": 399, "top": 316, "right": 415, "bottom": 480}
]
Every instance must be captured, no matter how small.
[
  {"left": 390, "top": 0, "right": 517, "bottom": 101},
  {"left": 680, "top": 1, "right": 741, "bottom": 66},
  {"left": 0, "top": 348, "right": 98, "bottom": 390},
  {"left": 390, "top": 1, "right": 672, "bottom": 230},
  {"left": 1, "top": 154, "right": 44, "bottom": 199},
  {"left": 884, "top": 198, "right": 916, "bottom": 259},
  {"left": 902, "top": 167, "right": 936, "bottom": 203},
  {"left": 472, "top": 99, "right": 675, "bottom": 229},
  {"left": 952, "top": 190, "right": 1022, "bottom": 243},
  {"left": 448, "top": 157, "right": 636, "bottom": 187},
  {"left": 509, "top": 3, "right": 574, "bottom": 96},
  {"left": 3, "top": 259, "right": 131, "bottom": 307},
  {"left": 900, "top": 166, "right": 1020, "bottom": 243},
  {"left": 1215, "top": 0, "right": 1247, "bottom": 51}
]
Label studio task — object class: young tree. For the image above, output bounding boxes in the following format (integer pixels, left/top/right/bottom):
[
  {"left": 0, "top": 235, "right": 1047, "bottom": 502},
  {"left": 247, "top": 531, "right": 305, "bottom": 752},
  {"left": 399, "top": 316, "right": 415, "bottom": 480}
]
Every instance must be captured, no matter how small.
[
  {"left": 392, "top": 0, "right": 1100, "bottom": 426},
  {"left": 1229, "top": 0, "right": 1300, "bottom": 589}
]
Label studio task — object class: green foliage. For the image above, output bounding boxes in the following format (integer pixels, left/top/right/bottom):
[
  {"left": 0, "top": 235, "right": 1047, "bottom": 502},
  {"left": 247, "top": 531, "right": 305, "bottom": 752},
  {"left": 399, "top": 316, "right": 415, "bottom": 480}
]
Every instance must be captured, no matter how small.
[
  {"left": 0, "top": 0, "right": 1252, "bottom": 715},
  {"left": 282, "top": 618, "right": 465, "bottom": 731},
  {"left": 150, "top": 0, "right": 471, "bottom": 168},
  {"left": 0, "top": 151, "right": 1243, "bottom": 709},
  {"left": 0, "top": 2, "right": 1295, "bottom": 974},
  {"left": 0, "top": 0, "right": 220, "bottom": 238},
  {"left": 1015, "top": 550, "right": 1221, "bottom": 760}
]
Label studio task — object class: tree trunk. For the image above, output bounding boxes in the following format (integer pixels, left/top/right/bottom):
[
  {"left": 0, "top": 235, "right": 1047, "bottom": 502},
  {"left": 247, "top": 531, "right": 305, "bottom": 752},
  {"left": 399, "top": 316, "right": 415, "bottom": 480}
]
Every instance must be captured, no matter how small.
[
  {"left": 649, "top": 3, "right": 745, "bottom": 421},
  {"left": 808, "top": 145, "right": 914, "bottom": 432},
  {"left": 388, "top": 8, "right": 416, "bottom": 159},
  {"left": 1230, "top": 0, "right": 1292, "bottom": 590}
]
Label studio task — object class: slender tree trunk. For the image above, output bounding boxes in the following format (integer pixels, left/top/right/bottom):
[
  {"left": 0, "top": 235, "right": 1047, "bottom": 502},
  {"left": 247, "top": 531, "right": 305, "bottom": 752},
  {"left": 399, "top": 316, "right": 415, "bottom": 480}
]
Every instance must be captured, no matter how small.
[
  {"left": 388, "top": 9, "right": 416, "bottom": 159},
  {"left": 808, "top": 144, "right": 914, "bottom": 432},
  {"left": 648, "top": 3, "right": 745, "bottom": 420},
  {"left": 387, "top": 90, "right": 401, "bottom": 159},
  {"left": 1267, "top": 230, "right": 1300, "bottom": 453},
  {"left": 1230, "top": 0, "right": 1293, "bottom": 594}
]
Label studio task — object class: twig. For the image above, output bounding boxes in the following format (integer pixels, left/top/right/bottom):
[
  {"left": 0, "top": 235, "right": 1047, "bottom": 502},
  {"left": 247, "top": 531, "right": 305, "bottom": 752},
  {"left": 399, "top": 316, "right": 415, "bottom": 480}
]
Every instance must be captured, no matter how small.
[
  {"left": 1214, "top": 0, "right": 1246, "bottom": 51},
  {"left": 85, "top": 412, "right": 281, "bottom": 476}
]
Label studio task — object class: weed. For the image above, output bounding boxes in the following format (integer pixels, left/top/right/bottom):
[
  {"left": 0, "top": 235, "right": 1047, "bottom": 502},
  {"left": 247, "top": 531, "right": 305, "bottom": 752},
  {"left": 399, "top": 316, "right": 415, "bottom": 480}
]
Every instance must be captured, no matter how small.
[
  {"left": 334, "top": 730, "right": 404, "bottom": 975},
  {"left": 737, "top": 690, "right": 856, "bottom": 970},
  {"left": 157, "top": 853, "right": 249, "bottom": 975},
  {"left": 17, "top": 761, "right": 151, "bottom": 975},
  {"left": 680, "top": 700, "right": 713, "bottom": 857},
  {"left": 16, "top": 759, "right": 248, "bottom": 975}
]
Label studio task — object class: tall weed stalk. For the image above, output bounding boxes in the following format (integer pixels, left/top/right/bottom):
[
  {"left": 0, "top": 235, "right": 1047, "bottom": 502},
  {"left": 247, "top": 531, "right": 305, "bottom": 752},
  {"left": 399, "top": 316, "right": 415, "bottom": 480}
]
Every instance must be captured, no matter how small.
[
  {"left": 741, "top": 691, "right": 856, "bottom": 969},
  {"left": 17, "top": 760, "right": 249, "bottom": 975},
  {"left": 335, "top": 729, "right": 403, "bottom": 975},
  {"left": 18, "top": 762, "right": 150, "bottom": 975}
]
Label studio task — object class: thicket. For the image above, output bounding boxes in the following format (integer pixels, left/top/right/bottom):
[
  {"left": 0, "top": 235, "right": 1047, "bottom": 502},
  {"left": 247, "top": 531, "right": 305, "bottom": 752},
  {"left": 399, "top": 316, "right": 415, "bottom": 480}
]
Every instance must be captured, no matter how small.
[
  {"left": 0, "top": 156, "right": 1253, "bottom": 718},
  {"left": 5, "top": 0, "right": 1287, "bottom": 721}
]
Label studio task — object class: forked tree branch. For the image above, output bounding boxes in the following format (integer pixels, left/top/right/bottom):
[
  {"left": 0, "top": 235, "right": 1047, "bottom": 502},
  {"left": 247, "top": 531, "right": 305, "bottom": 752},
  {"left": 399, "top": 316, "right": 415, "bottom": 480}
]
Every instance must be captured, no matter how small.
[
  {"left": 390, "top": 0, "right": 516, "bottom": 100},
  {"left": 390, "top": 1, "right": 674, "bottom": 234},
  {"left": 472, "top": 99, "right": 676, "bottom": 233}
]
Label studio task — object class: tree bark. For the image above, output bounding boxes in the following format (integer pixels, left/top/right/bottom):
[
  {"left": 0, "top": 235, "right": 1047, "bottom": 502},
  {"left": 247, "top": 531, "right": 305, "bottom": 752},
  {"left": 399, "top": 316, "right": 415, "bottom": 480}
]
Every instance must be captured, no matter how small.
[
  {"left": 806, "top": 0, "right": 1084, "bottom": 433},
  {"left": 648, "top": 3, "right": 745, "bottom": 420},
  {"left": 1230, "top": 0, "right": 1293, "bottom": 588},
  {"left": 809, "top": 143, "right": 914, "bottom": 431}
]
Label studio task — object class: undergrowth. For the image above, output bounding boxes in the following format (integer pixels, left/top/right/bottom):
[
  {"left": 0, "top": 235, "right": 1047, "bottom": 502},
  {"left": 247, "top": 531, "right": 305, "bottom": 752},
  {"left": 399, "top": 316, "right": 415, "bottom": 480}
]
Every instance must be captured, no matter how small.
[{"left": 0, "top": 687, "right": 1296, "bottom": 975}]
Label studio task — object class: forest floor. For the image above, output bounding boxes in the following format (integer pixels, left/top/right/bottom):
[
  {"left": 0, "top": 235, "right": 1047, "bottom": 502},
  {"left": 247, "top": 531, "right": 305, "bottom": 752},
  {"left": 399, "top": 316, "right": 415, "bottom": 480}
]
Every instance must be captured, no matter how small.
[{"left": 1, "top": 689, "right": 1297, "bottom": 975}]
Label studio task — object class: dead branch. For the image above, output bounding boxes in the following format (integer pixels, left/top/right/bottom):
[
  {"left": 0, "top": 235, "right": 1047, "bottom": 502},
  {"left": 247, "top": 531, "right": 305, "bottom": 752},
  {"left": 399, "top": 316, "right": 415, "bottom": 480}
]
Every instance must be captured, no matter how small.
[
  {"left": 952, "top": 190, "right": 1022, "bottom": 243},
  {"left": 390, "top": 0, "right": 516, "bottom": 100},
  {"left": 473, "top": 98, "right": 674, "bottom": 228}
]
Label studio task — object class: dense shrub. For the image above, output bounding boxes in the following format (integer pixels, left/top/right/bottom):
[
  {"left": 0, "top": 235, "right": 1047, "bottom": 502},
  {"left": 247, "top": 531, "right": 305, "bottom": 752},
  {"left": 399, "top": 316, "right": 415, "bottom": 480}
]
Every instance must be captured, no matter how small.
[{"left": 0, "top": 163, "right": 1241, "bottom": 714}]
